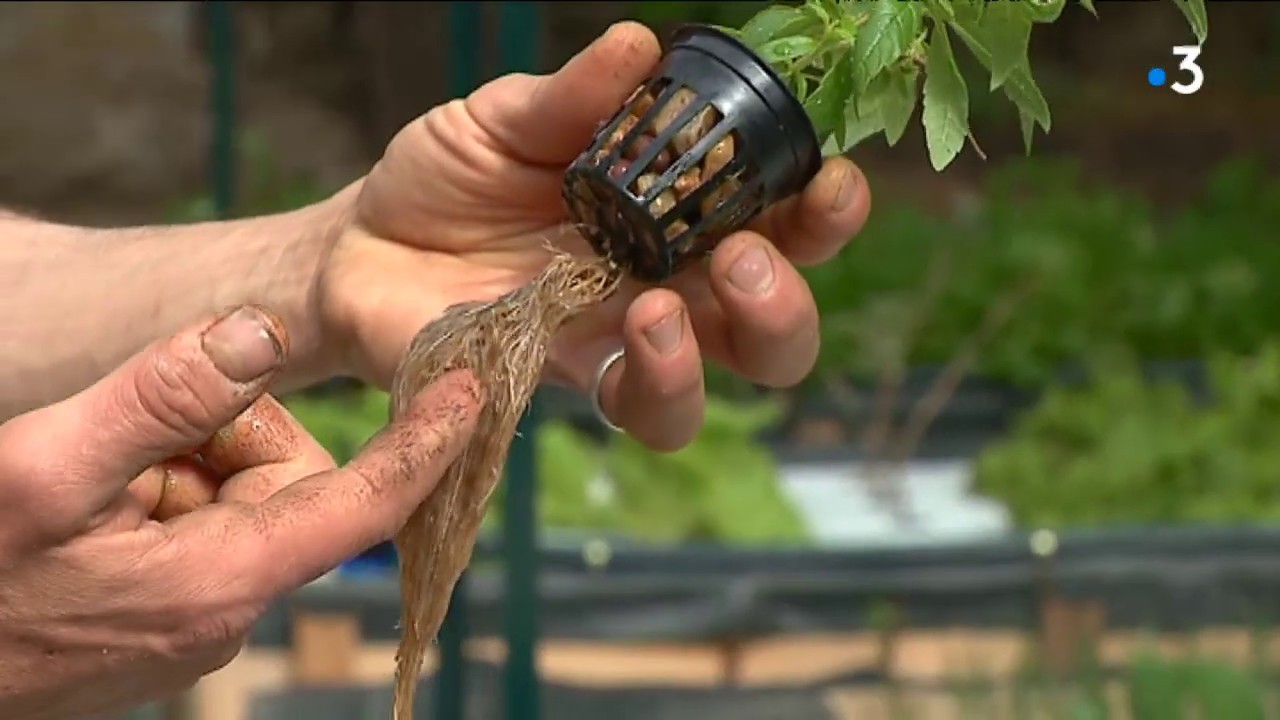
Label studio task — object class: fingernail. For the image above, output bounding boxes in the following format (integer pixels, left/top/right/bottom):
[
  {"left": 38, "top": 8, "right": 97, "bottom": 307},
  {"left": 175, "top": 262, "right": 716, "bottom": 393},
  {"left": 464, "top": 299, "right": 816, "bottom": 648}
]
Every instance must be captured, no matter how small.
[
  {"left": 832, "top": 165, "right": 856, "bottom": 212},
  {"left": 728, "top": 244, "right": 775, "bottom": 295},
  {"left": 202, "top": 306, "right": 284, "bottom": 383},
  {"left": 644, "top": 309, "right": 684, "bottom": 356}
]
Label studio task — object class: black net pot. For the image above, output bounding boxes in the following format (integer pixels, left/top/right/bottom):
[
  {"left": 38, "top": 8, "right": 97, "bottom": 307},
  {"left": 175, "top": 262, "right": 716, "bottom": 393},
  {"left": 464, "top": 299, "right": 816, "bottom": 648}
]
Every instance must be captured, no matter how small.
[{"left": 562, "top": 24, "right": 823, "bottom": 284}]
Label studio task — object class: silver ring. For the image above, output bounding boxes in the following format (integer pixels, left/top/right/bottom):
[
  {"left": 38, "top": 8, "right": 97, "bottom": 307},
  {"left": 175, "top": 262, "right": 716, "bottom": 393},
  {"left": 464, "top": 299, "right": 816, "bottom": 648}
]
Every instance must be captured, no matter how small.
[{"left": 589, "top": 349, "right": 625, "bottom": 433}]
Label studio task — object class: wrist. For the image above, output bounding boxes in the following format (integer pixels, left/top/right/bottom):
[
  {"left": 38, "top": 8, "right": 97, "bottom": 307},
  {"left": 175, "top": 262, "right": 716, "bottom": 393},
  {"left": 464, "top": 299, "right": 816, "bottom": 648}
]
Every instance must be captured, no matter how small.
[{"left": 255, "top": 179, "right": 364, "bottom": 390}]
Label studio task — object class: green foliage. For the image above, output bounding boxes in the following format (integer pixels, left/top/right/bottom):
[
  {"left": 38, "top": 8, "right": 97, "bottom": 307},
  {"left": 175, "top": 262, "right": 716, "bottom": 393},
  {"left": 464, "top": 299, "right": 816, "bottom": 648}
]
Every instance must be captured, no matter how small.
[
  {"left": 601, "top": 397, "right": 808, "bottom": 544},
  {"left": 864, "top": 645, "right": 1271, "bottom": 718},
  {"left": 283, "top": 386, "right": 807, "bottom": 546},
  {"left": 734, "top": 0, "right": 1208, "bottom": 169},
  {"left": 1127, "top": 651, "right": 1268, "bottom": 720},
  {"left": 284, "top": 387, "right": 389, "bottom": 465},
  {"left": 973, "top": 343, "right": 1280, "bottom": 528},
  {"left": 803, "top": 157, "right": 1280, "bottom": 388}
]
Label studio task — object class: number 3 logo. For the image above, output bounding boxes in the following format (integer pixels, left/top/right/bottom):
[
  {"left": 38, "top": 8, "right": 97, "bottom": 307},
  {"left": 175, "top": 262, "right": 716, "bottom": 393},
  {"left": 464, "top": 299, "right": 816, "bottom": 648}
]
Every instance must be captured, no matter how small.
[{"left": 1170, "top": 45, "right": 1204, "bottom": 95}]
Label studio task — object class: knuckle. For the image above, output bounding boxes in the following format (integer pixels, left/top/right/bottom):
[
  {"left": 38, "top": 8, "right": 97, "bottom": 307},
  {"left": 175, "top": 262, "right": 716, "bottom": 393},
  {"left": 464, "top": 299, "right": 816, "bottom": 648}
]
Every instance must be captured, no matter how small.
[
  {"left": 0, "top": 418, "right": 80, "bottom": 546},
  {"left": 130, "top": 340, "right": 230, "bottom": 440},
  {"left": 164, "top": 615, "right": 250, "bottom": 657},
  {"left": 646, "top": 368, "right": 701, "bottom": 402},
  {"left": 740, "top": 306, "right": 818, "bottom": 388}
]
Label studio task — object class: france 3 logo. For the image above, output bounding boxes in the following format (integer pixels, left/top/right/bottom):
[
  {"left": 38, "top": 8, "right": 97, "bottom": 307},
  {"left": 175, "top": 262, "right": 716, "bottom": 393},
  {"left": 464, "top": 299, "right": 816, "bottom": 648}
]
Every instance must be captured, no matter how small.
[{"left": 1147, "top": 46, "right": 1204, "bottom": 95}]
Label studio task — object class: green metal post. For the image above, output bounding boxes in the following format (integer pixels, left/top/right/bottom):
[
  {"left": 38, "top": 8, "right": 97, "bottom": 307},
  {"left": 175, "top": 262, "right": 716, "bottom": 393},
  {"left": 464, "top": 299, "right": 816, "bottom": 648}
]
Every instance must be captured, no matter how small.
[
  {"left": 207, "top": 1, "right": 237, "bottom": 219},
  {"left": 496, "top": 5, "right": 545, "bottom": 720},
  {"left": 435, "top": 4, "right": 486, "bottom": 720}
]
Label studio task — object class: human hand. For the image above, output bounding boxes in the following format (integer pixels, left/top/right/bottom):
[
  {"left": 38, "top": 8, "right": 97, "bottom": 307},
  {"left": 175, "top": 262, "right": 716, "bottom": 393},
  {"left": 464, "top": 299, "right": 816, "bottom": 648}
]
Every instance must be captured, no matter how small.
[
  {"left": 318, "top": 21, "right": 871, "bottom": 451},
  {"left": 0, "top": 306, "right": 481, "bottom": 719}
]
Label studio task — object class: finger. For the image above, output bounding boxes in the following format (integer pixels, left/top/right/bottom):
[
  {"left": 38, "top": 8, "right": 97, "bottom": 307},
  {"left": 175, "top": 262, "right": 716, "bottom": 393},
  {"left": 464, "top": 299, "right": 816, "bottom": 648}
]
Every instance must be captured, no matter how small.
[
  {"left": 748, "top": 157, "right": 872, "bottom": 266},
  {"left": 596, "top": 289, "right": 706, "bottom": 452},
  {"left": 704, "top": 233, "right": 821, "bottom": 388},
  {"left": 201, "top": 394, "right": 336, "bottom": 505},
  {"left": 666, "top": 234, "right": 821, "bottom": 388},
  {"left": 172, "top": 370, "right": 483, "bottom": 598},
  {"left": 3, "top": 305, "right": 288, "bottom": 523},
  {"left": 127, "top": 457, "right": 222, "bottom": 521},
  {"left": 468, "top": 21, "right": 661, "bottom": 166}
]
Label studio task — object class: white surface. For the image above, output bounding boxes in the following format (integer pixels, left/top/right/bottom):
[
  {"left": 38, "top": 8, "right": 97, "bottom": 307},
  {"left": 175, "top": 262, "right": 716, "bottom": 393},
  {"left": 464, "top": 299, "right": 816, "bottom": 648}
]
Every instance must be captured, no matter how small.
[{"left": 779, "top": 460, "right": 1012, "bottom": 549}]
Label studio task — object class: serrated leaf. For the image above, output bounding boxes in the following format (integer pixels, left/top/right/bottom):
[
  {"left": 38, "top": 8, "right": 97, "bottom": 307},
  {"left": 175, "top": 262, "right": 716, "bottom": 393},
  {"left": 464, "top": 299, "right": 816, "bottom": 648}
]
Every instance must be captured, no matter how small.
[
  {"left": 825, "top": 96, "right": 886, "bottom": 155},
  {"left": 757, "top": 36, "right": 818, "bottom": 65},
  {"left": 980, "top": 1, "right": 1033, "bottom": 89},
  {"left": 1172, "top": 0, "right": 1209, "bottom": 44},
  {"left": 850, "top": 1, "right": 921, "bottom": 92},
  {"left": 1079, "top": 0, "right": 1098, "bottom": 17},
  {"left": 740, "top": 6, "right": 811, "bottom": 50},
  {"left": 804, "top": 50, "right": 854, "bottom": 143},
  {"left": 826, "top": 73, "right": 893, "bottom": 155},
  {"left": 921, "top": 24, "right": 969, "bottom": 171},
  {"left": 881, "top": 68, "right": 919, "bottom": 146},
  {"left": 949, "top": 19, "right": 1051, "bottom": 131},
  {"left": 999, "top": 63, "right": 1051, "bottom": 132}
]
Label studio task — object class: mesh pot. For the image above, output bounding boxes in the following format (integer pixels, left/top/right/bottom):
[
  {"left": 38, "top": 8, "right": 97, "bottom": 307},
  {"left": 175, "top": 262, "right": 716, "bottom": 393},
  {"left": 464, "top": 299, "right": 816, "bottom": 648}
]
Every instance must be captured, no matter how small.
[{"left": 562, "top": 24, "right": 822, "bottom": 283}]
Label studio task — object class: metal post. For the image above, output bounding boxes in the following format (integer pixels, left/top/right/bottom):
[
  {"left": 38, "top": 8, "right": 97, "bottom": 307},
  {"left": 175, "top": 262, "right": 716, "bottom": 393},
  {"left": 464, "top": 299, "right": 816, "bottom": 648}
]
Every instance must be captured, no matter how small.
[
  {"left": 434, "top": 574, "right": 470, "bottom": 720},
  {"left": 435, "top": 4, "right": 486, "bottom": 720},
  {"left": 207, "top": 1, "right": 237, "bottom": 219},
  {"left": 495, "top": 6, "right": 545, "bottom": 719}
]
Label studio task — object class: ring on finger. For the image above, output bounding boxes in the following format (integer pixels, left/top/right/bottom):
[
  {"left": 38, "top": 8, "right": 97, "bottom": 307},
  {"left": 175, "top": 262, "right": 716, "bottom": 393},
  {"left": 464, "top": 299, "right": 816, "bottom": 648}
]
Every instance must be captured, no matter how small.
[{"left": 590, "top": 349, "right": 625, "bottom": 433}]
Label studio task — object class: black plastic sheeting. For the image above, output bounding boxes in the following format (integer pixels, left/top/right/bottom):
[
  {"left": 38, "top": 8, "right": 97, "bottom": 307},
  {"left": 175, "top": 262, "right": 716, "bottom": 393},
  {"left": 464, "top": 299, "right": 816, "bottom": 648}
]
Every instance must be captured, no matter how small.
[
  {"left": 249, "top": 662, "right": 840, "bottom": 720},
  {"left": 251, "top": 526, "right": 1280, "bottom": 649}
]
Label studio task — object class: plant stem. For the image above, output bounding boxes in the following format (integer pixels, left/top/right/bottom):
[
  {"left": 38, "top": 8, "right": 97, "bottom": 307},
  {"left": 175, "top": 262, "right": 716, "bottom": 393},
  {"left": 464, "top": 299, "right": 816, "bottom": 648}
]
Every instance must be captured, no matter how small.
[{"left": 890, "top": 272, "right": 1041, "bottom": 467}]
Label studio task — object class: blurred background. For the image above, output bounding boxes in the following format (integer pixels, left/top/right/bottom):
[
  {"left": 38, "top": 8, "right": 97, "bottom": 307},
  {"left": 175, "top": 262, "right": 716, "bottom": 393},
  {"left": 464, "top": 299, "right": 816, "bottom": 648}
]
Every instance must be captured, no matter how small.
[{"left": 4, "top": 1, "right": 1280, "bottom": 718}]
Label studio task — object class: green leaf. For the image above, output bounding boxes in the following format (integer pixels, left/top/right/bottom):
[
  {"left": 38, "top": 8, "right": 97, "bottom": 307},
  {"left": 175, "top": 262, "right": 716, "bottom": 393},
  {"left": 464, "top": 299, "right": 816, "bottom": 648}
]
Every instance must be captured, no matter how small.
[
  {"left": 1078, "top": 0, "right": 1097, "bottom": 17},
  {"left": 756, "top": 36, "right": 818, "bottom": 64},
  {"left": 1026, "top": 0, "right": 1067, "bottom": 23},
  {"left": 740, "top": 6, "right": 810, "bottom": 50},
  {"left": 924, "top": 0, "right": 956, "bottom": 23},
  {"left": 804, "top": 1, "right": 829, "bottom": 25},
  {"left": 825, "top": 75, "right": 891, "bottom": 155},
  {"left": 1019, "top": 106, "right": 1035, "bottom": 155},
  {"left": 921, "top": 24, "right": 969, "bottom": 171},
  {"left": 881, "top": 67, "right": 919, "bottom": 147},
  {"left": 980, "top": 1, "right": 1033, "bottom": 89},
  {"left": 850, "top": 1, "right": 921, "bottom": 92},
  {"left": 948, "top": 19, "right": 1051, "bottom": 131},
  {"left": 1172, "top": 0, "right": 1209, "bottom": 44},
  {"left": 804, "top": 50, "right": 854, "bottom": 143}
]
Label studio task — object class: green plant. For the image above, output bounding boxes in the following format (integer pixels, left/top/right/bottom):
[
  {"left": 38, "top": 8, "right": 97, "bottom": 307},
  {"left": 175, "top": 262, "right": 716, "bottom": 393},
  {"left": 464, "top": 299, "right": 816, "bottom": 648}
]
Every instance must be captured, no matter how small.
[
  {"left": 732, "top": 0, "right": 1208, "bottom": 168},
  {"left": 974, "top": 342, "right": 1280, "bottom": 527},
  {"left": 285, "top": 386, "right": 807, "bottom": 545},
  {"left": 283, "top": 386, "right": 388, "bottom": 464},
  {"left": 603, "top": 396, "right": 808, "bottom": 544},
  {"left": 801, "top": 157, "right": 1280, "bottom": 389}
]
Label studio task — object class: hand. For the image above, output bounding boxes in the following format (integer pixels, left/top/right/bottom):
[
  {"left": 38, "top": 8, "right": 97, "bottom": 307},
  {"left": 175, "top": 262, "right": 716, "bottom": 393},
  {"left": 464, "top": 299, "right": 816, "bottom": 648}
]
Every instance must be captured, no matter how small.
[
  {"left": 0, "top": 306, "right": 481, "bottom": 719},
  {"left": 319, "top": 21, "right": 871, "bottom": 451}
]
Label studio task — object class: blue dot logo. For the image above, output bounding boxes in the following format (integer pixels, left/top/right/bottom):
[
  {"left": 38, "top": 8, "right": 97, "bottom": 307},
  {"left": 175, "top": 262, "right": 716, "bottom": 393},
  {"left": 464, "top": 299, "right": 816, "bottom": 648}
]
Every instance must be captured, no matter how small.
[{"left": 1148, "top": 67, "right": 1167, "bottom": 87}]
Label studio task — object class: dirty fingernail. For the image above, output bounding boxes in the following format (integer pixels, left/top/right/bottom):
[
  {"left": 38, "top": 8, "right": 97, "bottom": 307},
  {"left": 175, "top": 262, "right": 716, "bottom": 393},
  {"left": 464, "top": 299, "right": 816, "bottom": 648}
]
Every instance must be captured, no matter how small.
[
  {"left": 202, "top": 306, "right": 284, "bottom": 383},
  {"left": 832, "top": 165, "right": 856, "bottom": 212},
  {"left": 728, "top": 244, "right": 775, "bottom": 295},
  {"left": 644, "top": 310, "right": 684, "bottom": 356}
]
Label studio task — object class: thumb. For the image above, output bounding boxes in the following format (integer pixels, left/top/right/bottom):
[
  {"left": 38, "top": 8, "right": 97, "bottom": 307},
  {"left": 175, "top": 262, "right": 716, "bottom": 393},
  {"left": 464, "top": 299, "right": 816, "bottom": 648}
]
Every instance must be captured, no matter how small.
[
  {"left": 13, "top": 305, "right": 288, "bottom": 519},
  {"left": 469, "top": 21, "right": 661, "bottom": 165}
]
